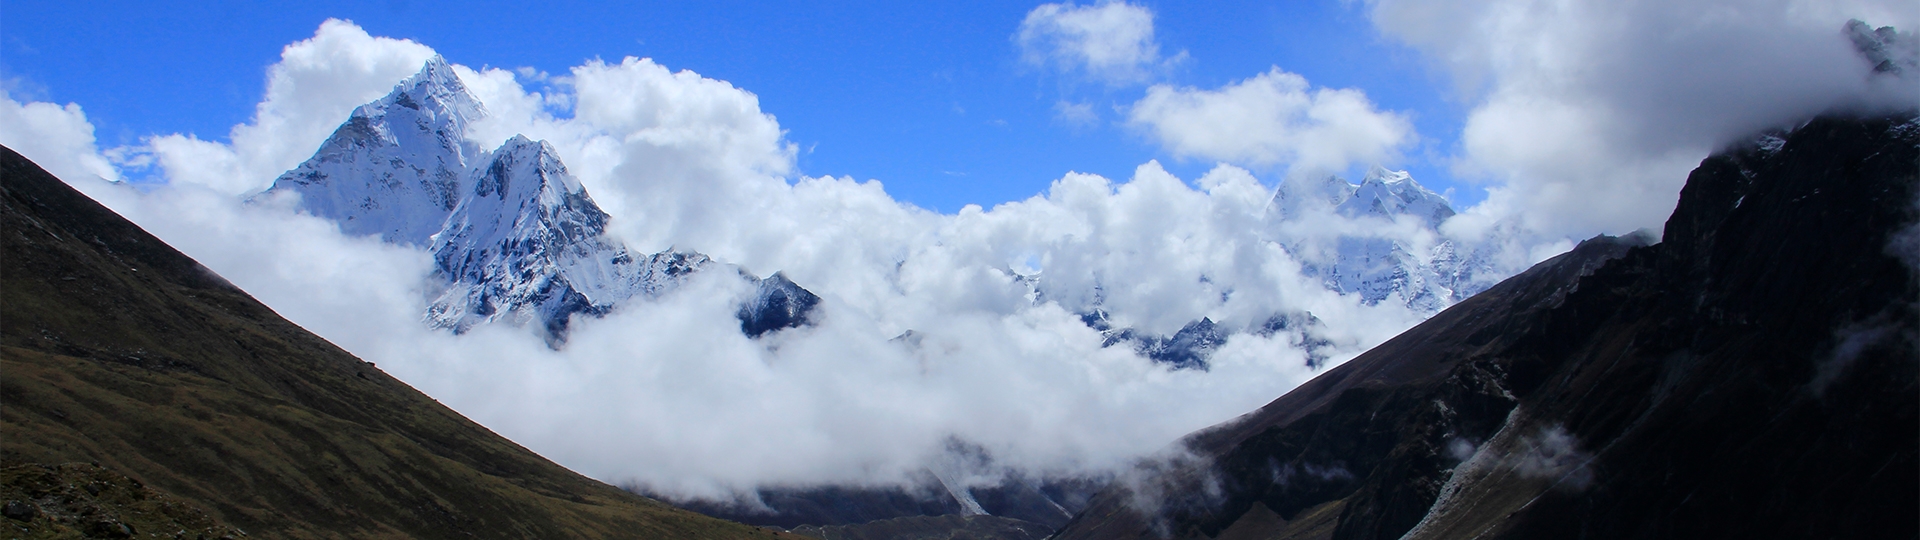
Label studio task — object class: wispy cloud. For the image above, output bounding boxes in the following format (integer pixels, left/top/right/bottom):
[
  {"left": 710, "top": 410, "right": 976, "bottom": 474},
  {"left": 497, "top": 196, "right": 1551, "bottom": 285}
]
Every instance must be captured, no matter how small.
[
  {"left": 1016, "top": 1, "right": 1182, "bottom": 86},
  {"left": 1053, "top": 99, "right": 1099, "bottom": 128}
]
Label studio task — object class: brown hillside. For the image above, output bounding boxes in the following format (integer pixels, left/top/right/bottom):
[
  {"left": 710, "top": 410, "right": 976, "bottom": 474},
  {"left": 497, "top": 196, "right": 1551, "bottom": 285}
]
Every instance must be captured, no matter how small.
[{"left": 0, "top": 145, "right": 801, "bottom": 539}]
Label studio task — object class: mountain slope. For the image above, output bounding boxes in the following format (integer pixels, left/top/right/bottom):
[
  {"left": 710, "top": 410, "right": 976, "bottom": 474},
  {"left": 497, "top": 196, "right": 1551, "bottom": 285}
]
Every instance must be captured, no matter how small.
[
  {"left": 1051, "top": 112, "right": 1919, "bottom": 540},
  {"left": 0, "top": 146, "right": 790, "bottom": 538}
]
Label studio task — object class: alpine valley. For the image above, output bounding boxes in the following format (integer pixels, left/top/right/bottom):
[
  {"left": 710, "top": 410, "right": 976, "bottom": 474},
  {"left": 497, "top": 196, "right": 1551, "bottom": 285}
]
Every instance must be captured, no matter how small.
[
  {"left": 7, "top": 106, "right": 1914, "bottom": 537},
  {"left": 225, "top": 55, "right": 1525, "bottom": 532},
  {"left": 4, "top": 16, "right": 1916, "bottom": 540}
]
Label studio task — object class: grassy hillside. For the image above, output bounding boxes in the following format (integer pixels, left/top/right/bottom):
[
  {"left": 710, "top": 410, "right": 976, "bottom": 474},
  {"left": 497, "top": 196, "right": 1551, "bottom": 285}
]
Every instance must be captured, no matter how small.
[{"left": 0, "top": 145, "right": 802, "bottom": 539}]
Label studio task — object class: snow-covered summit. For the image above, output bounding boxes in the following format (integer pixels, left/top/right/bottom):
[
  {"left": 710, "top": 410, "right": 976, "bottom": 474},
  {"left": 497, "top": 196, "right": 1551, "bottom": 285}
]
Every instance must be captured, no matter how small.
[
  {"left": 262, "top": 56, "right": 821, "bottom": 346},
  {"left": 1266, "top": 167, "right": 1498, "bottom": 312},
  {"left": 259, "top": 55, "right": 489, "bottom": 246},
  {"left": 1270, "top": 174, "right": 1356, "bottom": 217},
  {"left": 430, "top": 135, "right": 605, "bottom": 272},
  {"left": 1338, "top": 166, "right": 1456, "bottom": 228},
  {"left": 419, "top": 135, "right": 824, "bottom": 345},
  {"left": 1271, "top": 166, "right": 1454, "bottom": 228},
  {"left": 425, "top": 136, "right": 726, "bottom": 343}
]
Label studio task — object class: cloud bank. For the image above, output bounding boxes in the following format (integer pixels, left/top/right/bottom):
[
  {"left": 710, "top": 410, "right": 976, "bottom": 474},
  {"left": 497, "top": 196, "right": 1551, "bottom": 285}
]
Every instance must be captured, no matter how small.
[
  {"left": 6, "top": 20, "right": 1450, "bottom": 502},
  {"left": 1369, "top": 0, "right": 1920, "bottom": 238}
]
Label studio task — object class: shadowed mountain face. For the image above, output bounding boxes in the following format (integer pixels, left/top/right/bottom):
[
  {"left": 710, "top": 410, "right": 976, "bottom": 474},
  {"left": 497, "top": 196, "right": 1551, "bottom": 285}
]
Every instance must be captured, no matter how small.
[
  {"left": 1052, "top": 112, "right": 1920, "bottom": 540},
  {"left": 0, "top": 146, "right": 789, "bottom": 539}
]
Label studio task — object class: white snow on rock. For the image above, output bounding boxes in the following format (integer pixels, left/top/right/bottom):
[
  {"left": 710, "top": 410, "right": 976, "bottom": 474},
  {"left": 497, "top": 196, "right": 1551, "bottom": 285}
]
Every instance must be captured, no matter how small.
[
  {"left": 257, "top": 55, "right": 487, "bottom": 246},
  {"left": 262, "top": 57, "right": 819, "bottom": 346},
  {"left": 1282, "top": 166, "right": 1502, "bottom": 312}
]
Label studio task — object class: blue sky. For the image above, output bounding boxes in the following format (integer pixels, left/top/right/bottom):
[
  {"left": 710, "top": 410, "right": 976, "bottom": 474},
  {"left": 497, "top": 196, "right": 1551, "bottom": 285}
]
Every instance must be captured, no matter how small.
[{"left": 2, "top": 0, "right": 1470, "bottom": 213}]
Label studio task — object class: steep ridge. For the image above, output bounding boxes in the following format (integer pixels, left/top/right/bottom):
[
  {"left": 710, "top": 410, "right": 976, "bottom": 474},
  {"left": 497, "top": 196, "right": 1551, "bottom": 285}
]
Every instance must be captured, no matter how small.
[
  {"left": 1051, "top": 112, "right": 1919, "bottom": 540},
  {"left": 426, "top": 136, "right": 658, "bottom": 342},
  {"left": 0, "top": 146, "right": 791, "bottom": 538},
  {"left": 258, "top": 55, "right": 485, "bottom": 246}
]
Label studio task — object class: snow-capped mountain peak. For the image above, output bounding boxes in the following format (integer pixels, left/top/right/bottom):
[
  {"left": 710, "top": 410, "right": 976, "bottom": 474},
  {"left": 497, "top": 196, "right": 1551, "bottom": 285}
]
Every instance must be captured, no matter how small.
[
  {"left": 357, "top": 55, "right": 487, "bottom": 125},
  {"left": 1338, "top": 165, "right": 1455, "bottom": 228},
  {"left": 264, "top": 56, "right": 824, "bottom": 346},
  {"left": 258, "top": 55, "right": 488, "bottom": 246},
  {"left": 425, "top": 135, "right": 624, "bottom": 341},
  {"left": 1265, "top": 167, "right": 1499, "bottom": 313},
  {"left": 421, "top": 135, "right": 822, "bottom": 345},
  {"left": 439, "top": 135, "right": 601, "bottom": 245}
]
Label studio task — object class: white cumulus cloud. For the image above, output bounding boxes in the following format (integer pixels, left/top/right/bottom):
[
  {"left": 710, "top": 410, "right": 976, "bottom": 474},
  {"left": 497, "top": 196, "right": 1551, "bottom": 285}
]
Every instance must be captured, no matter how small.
[
  {"left": 1017, "top": 1, "right": 1178, "bottom": 86},
  {"left": 1127, "top": 67, "right": 1414, "bottom": 178},
  {"left": 139, "top": 18, "right": 436, "bottom": 195},
  {"left": 1369, "top": 0, "right": 1920, "bottom": 238},
  {"left": 0, "top": 92, "right": 121, "bottom": 184}
]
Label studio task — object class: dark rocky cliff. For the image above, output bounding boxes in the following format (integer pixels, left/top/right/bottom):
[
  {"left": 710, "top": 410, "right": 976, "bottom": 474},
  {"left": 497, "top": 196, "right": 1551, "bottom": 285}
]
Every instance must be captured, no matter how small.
[{"left": 1052, "top": 112, "right": 1920, "bottom": 540}]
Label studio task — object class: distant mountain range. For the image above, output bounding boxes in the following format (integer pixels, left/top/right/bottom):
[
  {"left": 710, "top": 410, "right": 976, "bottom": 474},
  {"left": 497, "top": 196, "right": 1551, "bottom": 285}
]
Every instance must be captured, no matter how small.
[
  {"left": 234, "top": 56, "right": 1532, "bottom": 533},
  {"left": 259, "top": 56, "right": 1501, "bottom": 363},
  {"left": 259, "top": 56, "right": 818, "bottom": 346}
]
